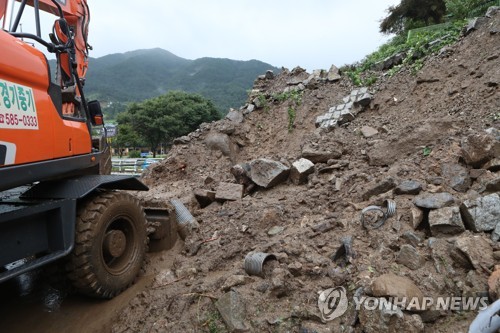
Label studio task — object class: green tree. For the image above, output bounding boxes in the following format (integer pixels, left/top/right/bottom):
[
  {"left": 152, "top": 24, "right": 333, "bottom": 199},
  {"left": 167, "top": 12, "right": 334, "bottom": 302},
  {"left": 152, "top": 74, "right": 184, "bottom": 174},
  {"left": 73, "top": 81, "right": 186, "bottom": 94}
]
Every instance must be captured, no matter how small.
[
  {"left": 118, "top": 91, "right": 220, "bottom": 157},
  {"left": 380, "top": 0, "right": 447, "bottom": 34}
]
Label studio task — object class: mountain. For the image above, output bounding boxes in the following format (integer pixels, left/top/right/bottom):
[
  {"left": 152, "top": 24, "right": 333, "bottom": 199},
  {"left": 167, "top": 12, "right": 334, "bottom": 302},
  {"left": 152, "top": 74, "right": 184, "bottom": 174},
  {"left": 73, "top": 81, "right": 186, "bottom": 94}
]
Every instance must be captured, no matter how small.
[{"left": 80, "top": 48, "right": 279, "bottom": 114}]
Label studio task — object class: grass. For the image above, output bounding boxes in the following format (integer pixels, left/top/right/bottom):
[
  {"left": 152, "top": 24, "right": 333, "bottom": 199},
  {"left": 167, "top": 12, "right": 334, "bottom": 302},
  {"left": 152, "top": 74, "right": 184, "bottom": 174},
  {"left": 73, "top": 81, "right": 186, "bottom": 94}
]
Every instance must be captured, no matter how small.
[{"left": 270, "top": 89, "right": 303, "bottom": 132}]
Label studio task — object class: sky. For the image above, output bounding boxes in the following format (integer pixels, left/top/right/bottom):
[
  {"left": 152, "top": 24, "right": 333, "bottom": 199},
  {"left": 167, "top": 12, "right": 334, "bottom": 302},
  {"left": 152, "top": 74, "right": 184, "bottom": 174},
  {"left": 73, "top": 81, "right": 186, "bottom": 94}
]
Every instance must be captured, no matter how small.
[
  {"left": 9, "top": 0, "right": 400, "bottom": 72},
  {"left": 87, "top": 0, "right": 400, "bottom": 71}
]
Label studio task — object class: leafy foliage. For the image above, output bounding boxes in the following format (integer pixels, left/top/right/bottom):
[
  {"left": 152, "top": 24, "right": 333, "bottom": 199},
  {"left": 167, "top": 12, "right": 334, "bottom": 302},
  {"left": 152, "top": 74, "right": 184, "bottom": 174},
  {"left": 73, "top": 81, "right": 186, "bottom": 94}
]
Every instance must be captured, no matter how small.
[
  {"left": 117, "top": 91, "right": 220, "bottom": 156},
  {"left": 445, "top": 0, "right": 498, "bottom": 19},
  {"left": 380, "top": 0, "right": 447, "bottom": 34}
]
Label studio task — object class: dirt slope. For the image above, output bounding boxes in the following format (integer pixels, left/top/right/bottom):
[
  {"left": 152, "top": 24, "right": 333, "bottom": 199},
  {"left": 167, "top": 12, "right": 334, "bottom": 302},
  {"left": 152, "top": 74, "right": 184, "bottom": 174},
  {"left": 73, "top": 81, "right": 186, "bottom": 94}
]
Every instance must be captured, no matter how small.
[{"left": 113, "top": 10, "right": 499, "bottom": 333}]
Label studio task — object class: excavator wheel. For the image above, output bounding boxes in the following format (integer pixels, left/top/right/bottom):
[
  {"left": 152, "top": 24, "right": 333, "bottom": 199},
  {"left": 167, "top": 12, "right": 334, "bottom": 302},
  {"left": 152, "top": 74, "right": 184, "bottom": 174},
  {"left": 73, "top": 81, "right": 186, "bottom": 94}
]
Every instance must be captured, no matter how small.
[{"left": 66, "top": 191, "right": 147, "bottom": 298}]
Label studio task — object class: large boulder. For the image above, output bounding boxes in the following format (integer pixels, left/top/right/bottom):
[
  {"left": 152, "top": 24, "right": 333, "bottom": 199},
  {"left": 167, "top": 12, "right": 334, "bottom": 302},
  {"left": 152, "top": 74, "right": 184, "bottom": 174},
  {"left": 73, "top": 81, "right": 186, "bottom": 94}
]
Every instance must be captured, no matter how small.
[
  {"left": 460, "top": 193, "right": 500, "bottom": 232},
  {"left": 249, "top": 159, "right": 290, "bottom": 189},
  {"left": 461, "top": 133, "right": 499, "bottom": 167}
]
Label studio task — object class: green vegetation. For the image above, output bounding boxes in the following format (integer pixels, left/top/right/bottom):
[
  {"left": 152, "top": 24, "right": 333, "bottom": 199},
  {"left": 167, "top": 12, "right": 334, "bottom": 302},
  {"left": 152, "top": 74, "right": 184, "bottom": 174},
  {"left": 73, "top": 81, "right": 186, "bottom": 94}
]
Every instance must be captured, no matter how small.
[
  {"left": 423, "top": 146, "right": 433, "bottom": 156},
  {"left": 116, "top": 91, "right": 220, "bottom": 156},
  {"left": 77, "top": 48, "right": 279, "bottom": 118},
  {"left": 271, "top": 89, "right": 303, "bottom": 132},
  {"left": 446, "top": 0, "right": 498, "bottom": 19}
]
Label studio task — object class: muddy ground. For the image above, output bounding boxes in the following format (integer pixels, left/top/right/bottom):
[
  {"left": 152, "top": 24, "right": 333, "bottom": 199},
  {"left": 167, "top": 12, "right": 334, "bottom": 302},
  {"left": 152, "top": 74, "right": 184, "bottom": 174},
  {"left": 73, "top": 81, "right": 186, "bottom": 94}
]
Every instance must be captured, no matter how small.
[{"left": 1, "top": 8, "right": 499, "bottom": 333}]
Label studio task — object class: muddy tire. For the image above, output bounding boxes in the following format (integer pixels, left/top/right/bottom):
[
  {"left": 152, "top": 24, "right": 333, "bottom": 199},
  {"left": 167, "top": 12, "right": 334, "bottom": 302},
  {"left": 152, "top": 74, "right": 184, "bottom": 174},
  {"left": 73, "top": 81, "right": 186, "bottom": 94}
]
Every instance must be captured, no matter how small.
[{"left": 67, "top": 191, "right": 147, "bottom": 298}]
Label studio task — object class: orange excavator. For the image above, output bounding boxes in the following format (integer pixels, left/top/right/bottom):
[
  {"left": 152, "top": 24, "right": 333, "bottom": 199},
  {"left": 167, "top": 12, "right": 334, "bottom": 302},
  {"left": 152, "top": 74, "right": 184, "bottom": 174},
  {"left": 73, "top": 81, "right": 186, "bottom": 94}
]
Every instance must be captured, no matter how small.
[{"left": 0, "top": 0, "right": 155, "bottom": 298}]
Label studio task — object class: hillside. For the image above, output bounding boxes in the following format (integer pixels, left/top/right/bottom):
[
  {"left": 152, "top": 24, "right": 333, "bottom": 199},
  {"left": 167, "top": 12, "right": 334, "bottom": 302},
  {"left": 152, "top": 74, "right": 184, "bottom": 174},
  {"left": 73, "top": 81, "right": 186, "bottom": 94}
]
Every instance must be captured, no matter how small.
[
  {"left": 113, "top": 8, "right": 499, "bottom": 333},
  {"left": 82, "top": 48, "right": 279, "bottom": 114}
]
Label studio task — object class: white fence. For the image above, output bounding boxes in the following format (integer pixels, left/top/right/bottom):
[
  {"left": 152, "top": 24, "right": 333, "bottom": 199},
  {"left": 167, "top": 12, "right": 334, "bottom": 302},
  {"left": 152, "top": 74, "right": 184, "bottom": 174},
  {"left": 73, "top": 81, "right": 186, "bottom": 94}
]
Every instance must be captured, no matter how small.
[{"left": 111, "top": 158, "right": 162, "bottom": 174}]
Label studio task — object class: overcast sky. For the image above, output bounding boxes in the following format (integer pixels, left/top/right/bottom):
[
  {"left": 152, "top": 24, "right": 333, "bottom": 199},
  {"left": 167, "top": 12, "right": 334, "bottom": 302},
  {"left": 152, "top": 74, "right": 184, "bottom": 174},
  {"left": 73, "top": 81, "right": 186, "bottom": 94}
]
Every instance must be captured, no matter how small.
[{"left": 85, "top": 0, "right": 399, "bottom": 71}]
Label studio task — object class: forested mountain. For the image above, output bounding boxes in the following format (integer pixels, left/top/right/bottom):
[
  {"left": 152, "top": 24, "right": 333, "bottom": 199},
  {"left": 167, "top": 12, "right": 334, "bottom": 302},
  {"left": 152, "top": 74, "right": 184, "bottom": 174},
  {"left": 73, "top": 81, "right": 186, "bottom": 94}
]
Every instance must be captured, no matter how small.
[{"left": 78, "top": 48, "right": 279, "bottom": 115}]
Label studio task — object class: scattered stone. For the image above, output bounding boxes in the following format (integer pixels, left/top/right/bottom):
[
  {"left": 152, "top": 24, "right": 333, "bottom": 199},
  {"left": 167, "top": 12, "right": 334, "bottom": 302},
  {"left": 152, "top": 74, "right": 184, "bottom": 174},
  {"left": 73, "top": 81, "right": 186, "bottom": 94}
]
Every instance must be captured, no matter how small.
[
  {"left": 215, "top": 182, "right": 244, "bottom": 201},
  {"left": 396, "top": 245, "right": 423, "bottom": 270},
  {"left": 173, "top": 135, "right": 191, "bottom": 145},
  {"left": 486, "top": 6, "right": 499, "bottom": 18},
  {"left": 410, "top": 207, "right": 425, "bottom": 229},
  {"left": 302, "top": 148, "right": 342, "bottom": 163},
  {"left": 442, "top": 163, "right": 471, "bottom": 192},
  {"left": 465, "top": 17, "right": 487, "bottom": 36},
  {"left": 194, "top": 189, "right": 216, "bottom": 207},
  {"left": 454, "top": 234, "right": 495, "bottom": 270},
  {"left": 486, "top": 177, "right": 500, "bottom": 192},
  {"left": 226, "top": 110, "right": 244, "bottom": 123},
  {"left": 361, "top": 177, "right": 397, "bottom": 201},
  {"left": 245, "top": 104, "right": 255, "bottom": 114},
  {"left": 461, "top": 133, "right": 499, "bottom": 167},
  {"left": 361, "top": 126, "right": 379, "bottom": 138},
  {"left": 401, "top": 231, "right": 422, "bottom": 247},
  {"left": 395, "top": 180, "right": 423, "bottom": 195},
  {"left": 469, "top": 169, "right": 486, "bottom": 179},
  {"left": 326, "top": 65, "right": 341, "bottom": 82},
  {"left": 359, "top": 304, "right": 425, "bottom": 333},
  {"left": 205, "top": 133, "right": 239, "bottom": 160},
  {"left": 413, "top": 192, "right": 454, "bottom": 209},
  {"left": 484, "top": 158, "right": 500, "bottom": 172},
  {"left": 492, "top": 223, "right": 500, "bottom": 242},
  {"left": 429, "top": 206, "right": 465, "bottom": 236},
  {"left": 290, "top": 158, "right": 315, "bottom": 185},
  {"left": 265, "top": 70, "right": 275, "bottom": 80},
  {"left": 215, "top": 290, "right": 248, "bottom": 332},
  {"left": 460, "top": 193, "right": 500, "bottom": 232},
  {"left": 221, "top": 275, "right": 250, "bottom": 292},
  {"left": 249, "top": 159, "right": 290, "bottom": 189},
  {"left": 311, "top": 221, "right": 334, "bottom": 234},
  {"left": 268, "top": 226, "right": 285, "bottom": 236},
  {"left": 370, "top": 273, "right": 424, "bottom": 310}
]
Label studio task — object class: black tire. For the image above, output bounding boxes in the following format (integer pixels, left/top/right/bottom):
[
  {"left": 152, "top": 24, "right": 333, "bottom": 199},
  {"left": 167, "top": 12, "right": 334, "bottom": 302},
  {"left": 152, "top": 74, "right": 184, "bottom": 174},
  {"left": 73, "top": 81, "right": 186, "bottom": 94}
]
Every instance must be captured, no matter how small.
[{"left": 67, "top": 191, "right": 147, "bottom": 298}]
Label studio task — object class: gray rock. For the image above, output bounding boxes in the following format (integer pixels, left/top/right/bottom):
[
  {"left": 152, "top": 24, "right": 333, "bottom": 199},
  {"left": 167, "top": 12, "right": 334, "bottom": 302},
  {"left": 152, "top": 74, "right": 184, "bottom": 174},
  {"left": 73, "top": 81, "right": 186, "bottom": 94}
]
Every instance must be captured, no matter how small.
[
  {"left": 327, "top": 65, "right": 341, "bottom": 82},
  {"left": 173, "top": 135, "right": 191, "bottom": 145},
  {"left": 486, "top": 177, "right": 500, "bottom": 192},
  {"left": 454, "top": 234, "right": 495, "bottom": 270},
  {"left": 396, "top": 245, "right": 423, "bottom": 270},
  {"left": 215, "top": 290, "right": 249, "bottom": 332},
  {"left": 290, "top": 158, "right": 315, "bottom": 185},
  {"left": 395, "top": 180, "right": 423, "bottom": 195},
  {"left": 215, "top": 182, "right": 244, "bottom": 201},
  {"left": 265, "top": 70, "right": 275, "bottom": 80},
  {"left": 268, "top": 226, "right": 285, "bottom": 236},
  {"left": 302, "top": 148, "right": 342, "bottom": 163},
  {"left": 359, "top": 304, "right": 424, "bottom": 333},
  {"left": 226, "top": 110, "right": 244, "bottom": 123},
  {"left": 442, "top": 163, "right": 471, "bottom": 192},
  {"left": 465, "top": 17, "right": 487, "bottom": 36},
  {"left": 354, "top": 93, "right": 373, "bottom": 107},
  {"left": 361, "top": 126, "right": 379, "bottom": 138},
  {"left": 414, "top": 192, "right": 454, "bottom": 209},
  {"left": 460, "top": 193, "right": 500, "bottom": 232},
  {"left": 428, "top": 206, "right": 465, "bottom": 236},
  {"left": 492, "top": 223, "right": 500, "bottom": 242},
  {"left": 461, "top": 133, "right": 499, "bottom": 167},
  {"left": 484, "top": 158, "right": 500, "bottom": 172},
  {"left": 205, "top": 133, "right": 239, "bottom": 160},
  {"left": 249, "top": 159, "right": 290, "bottom": 189},
  {"left": 486, "top": 6, "right": 500, "bottom": 17},
  {"left": 246, "top": 104, "right": 255, "bottom": 114},
  {"left": 252, "top": 96, "right": 263, "bottom": 109},
  {"left": 361, "top": 177, "right": 397, "bottom": 201},
  {"left": 401, "top": 231, "right": 422, "bottom": 247}
]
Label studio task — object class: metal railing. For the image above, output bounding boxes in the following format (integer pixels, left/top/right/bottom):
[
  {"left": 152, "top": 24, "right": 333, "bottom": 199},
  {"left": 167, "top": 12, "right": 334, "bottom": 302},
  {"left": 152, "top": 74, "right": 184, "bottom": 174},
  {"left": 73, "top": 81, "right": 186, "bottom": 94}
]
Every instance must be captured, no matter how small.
[{"left": 111, "top": 158, "right": 162, "bottom": 174}]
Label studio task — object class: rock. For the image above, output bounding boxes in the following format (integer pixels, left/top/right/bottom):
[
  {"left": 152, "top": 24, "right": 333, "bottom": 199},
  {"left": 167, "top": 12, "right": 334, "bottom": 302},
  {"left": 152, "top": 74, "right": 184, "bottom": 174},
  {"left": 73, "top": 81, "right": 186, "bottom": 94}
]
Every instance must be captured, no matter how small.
[
  {"left": 302, "top": 148, "right": 342, "bottom": 163},
  {"left": 441, "top": 163, "right": 471, "bottom": 193},
  {"left": 413, "top": 192, "right": 454, "bottom": 209},
  {"left": 194, "top": 189, "right": 216, "bottom": 207},
  {"left": 454, "top": 234, "right": 494, "bottom": 270},
  {"left": 290, "top": 158, "right": 315, "bottom": 185},
  {"left": 359, "top": 305, "right": 424, "bottom": 333},
  {"left": 486, "top": 177, "right": 500, "bottom": 192},
  {"left": 215, "top": 290, "right": 248, "bottom": 332},
  {"left": 252, "top": 96, "right": 263, "bottom": 109},
  {"left": 226, "top": 110, "right": 244, "bottom": 123},
  {"left": 268, "top": 226, "right": 285, "bottom": 236},
  {"left": 370, "top": 273, "right": 424, "bottom": 309},
  {"left": 245, "top": 104, "right": 255, "bottom": 114},
  {"left": 173, "top": 135, "right": 191, "bottom": 145},
  {"left": 469, "top": 169, "right": 486, "bottom": 179},
  {"left": 249, "top": 159, "right": 290, "bottom": 189},
  {"left": 492, "top": 223, "right": 500, "bottom": 242},
  {"left": 484, "top": 158, "right": 500, "bottom": 172},
  {"left": 460, "top": 193, "right": 500, "bottom": 232},
  {"left": 287, "top": 262, "right": 303, "bottom": 277},
  {"left": 395, "top": 180, "right": 423, "bottom": 195},
  {"left": 361, "top": 126, "right": 379, "bottom": 138},
  {"left": 327, "top": 65, "right": 341, "bottom": 82},
  {"left": 465, "top": 17, "right": 487, "bottom": 36},
  {"left": 215, "top": 182, "right": 244, "bottom": 201},
  {"left": 311, "top": 221, "right": 334, "bottom": 234},
  {"left": 361, "top": 177, "right": 397, "bottom": 201},
  {"left": 486, "top": 6, "right": 500, "bottom": 17},
  {"left": 205, "top": 133, "right": 239, "bottom": 161},
  {"left": 410, "top": 207, "right": 424, "bottom": 229},
  {"left": 428, "top": 206, "right": 465, "bottom": 236},
  {"left": 221, "top": 275, "right": 250, "bottom": 292},
  {"left": 396, "top": 245, "right": 423, "bottom": 270},
  {"left": 265, "top": 70, "right": 275, "bottom": 80},
  {"left": 401, "top": 231, "right": 422, "bottom": 247},
  {"left": 488, "top": 266, "right": 500, "bottom": 300},
  {"left": 461, "top": 133, "right": 499, "bottom": 167}
]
